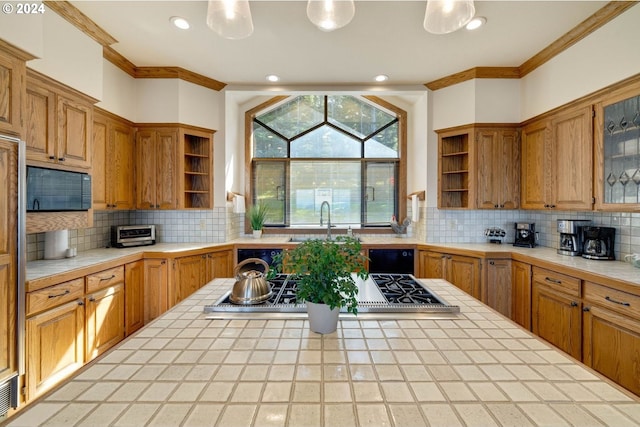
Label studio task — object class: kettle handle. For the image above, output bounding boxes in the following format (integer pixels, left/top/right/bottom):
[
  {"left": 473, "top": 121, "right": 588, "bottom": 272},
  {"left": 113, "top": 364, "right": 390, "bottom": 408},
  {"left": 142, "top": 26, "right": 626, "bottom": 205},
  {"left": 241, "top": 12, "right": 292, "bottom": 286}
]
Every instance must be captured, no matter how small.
[{"left": 234, "top": 258, "right": 270, "bottom": 279}]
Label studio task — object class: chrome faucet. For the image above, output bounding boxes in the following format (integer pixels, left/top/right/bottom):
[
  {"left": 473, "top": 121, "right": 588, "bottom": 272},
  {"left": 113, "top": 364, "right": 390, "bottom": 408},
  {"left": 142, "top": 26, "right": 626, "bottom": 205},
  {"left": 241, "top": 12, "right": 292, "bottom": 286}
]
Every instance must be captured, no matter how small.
[{"left": 320, "top": 201, "right": 332, "bottom": 240}]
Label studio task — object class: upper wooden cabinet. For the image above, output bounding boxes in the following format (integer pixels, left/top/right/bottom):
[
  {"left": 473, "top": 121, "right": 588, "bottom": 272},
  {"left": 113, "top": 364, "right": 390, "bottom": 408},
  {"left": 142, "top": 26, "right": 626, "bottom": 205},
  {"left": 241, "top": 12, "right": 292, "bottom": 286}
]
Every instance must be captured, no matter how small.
[
  {"left": 593, "top": 80, "right": 640, "bottom": 211},
  {"left": 437, "top": 125, "right": 520, "bottom": 209},
  {"left": 521, "top": 105, "right": 593, "bottom": 210},
  {"left": 93, "top": 109, "right": 135, "bottom": 210},
  {"left": 135, "top": 125, "right": 214, "bottom": 210},
  {"left": 0, "top": 45, "right": 27, "bottom": 136},
  {"left": 25, "top": 71, "right": 94, "bottom": 170}
]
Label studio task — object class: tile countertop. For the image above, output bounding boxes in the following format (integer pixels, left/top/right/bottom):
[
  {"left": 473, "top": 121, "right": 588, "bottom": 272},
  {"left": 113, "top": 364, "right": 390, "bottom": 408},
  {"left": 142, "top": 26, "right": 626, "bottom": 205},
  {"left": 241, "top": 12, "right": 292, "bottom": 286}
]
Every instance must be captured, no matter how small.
[{"left": 6, "top": 278, "right": 640, "bottom": 427}]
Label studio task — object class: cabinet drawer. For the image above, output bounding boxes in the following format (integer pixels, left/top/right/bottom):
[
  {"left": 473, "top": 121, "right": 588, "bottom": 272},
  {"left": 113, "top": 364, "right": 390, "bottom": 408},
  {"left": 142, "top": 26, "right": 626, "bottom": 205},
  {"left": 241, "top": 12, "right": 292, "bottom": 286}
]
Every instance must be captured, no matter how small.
[
  {"left": 26, "top": 278, "right": 84, "bottom": 316},
  {"left": 584, "top": 281, "right": 640, "bottom": 320},
  {"left": 86, "top": 266, "right": 124, "bottom": 293},
  {"left": 532, "top": 267, "right": 580, "bottom": 297}
]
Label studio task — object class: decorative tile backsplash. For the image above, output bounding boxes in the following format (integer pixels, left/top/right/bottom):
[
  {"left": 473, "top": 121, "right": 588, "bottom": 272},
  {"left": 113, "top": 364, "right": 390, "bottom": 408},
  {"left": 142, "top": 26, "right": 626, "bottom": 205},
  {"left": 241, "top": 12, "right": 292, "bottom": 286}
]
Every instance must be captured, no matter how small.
[{"left": 27, "top": 204, "right": 640, "bottom": 262}]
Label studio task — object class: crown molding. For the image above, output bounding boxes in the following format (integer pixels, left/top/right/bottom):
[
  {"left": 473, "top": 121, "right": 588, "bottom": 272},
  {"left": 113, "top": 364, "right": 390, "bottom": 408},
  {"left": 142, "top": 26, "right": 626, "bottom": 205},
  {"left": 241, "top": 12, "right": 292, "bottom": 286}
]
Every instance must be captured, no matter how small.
[{"left": 425, "top": 1, "right": 637, "bottom": 91}]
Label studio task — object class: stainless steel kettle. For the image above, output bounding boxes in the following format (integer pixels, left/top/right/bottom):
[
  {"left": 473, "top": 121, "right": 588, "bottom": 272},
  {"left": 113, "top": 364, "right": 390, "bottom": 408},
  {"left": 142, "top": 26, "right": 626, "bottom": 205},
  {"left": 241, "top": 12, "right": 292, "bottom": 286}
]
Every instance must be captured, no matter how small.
[{"left": 230, "top": 258, "right": 272, "bottom": 305}]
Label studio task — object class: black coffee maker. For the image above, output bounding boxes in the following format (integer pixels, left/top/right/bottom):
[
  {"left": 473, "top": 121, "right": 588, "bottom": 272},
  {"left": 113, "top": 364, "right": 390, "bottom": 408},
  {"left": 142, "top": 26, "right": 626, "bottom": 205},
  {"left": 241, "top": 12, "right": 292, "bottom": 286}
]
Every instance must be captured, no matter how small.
[
  {"left": 581, "top": 226, "right": 615, "bottom": 260},
  {"left": 513, "top": 222, "right": 536, "bottom": 248}
]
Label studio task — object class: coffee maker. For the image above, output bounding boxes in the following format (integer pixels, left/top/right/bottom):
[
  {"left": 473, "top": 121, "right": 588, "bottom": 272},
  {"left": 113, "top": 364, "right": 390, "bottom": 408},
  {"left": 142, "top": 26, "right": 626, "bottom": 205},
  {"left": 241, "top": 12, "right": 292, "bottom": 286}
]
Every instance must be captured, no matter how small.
[
  {"left": 581, "top": 226, "right": 616, "bottom": 260},
  {"left": 557, "top": 219, "right": 590, "bottom": 256},
  {"left": 513, "top": 222, "right": 536, "bottom": 248}
]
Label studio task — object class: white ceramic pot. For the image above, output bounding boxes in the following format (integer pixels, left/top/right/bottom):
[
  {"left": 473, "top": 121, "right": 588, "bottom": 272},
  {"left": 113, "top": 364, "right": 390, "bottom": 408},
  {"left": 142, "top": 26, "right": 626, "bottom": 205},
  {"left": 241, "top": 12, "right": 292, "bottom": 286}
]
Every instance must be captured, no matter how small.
[
  {"left": 306, "top": 301, "right": 339, "bottom": 334},
  {"left": 252, "top": 229, "right": 262, "bottom": 239}
]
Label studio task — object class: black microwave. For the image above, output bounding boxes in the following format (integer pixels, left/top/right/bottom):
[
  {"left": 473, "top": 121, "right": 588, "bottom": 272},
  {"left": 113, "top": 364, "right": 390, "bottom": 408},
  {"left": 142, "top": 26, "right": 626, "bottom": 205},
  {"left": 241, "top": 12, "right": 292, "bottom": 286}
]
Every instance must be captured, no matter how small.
[{"left": 26, "top": 166, "right": 92, "bottom": 212}]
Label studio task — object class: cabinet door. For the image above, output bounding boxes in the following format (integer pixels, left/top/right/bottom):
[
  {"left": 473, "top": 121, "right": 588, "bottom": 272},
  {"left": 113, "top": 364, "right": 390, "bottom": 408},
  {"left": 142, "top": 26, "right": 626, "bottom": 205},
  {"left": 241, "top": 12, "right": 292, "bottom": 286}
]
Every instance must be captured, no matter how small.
[
  {"left": 419, "top": 251, "right": 445, "bottom": 279},
  {"left": 521, "top": 119, "right": 551, "bottom": 209},
  {"left": 174, "top": 255, "right": 206, "bottom": 304},
  {"left": 26, "top": 300, "right": 85, "bottom": 401},
  {"left": 583, "top": 305, "right": 640, "bottom": 396},
  {"left": 155, "top": 130, "right": 178, "bottom": 209},
  {"left": 485, "top": 259, "right": 512, "bottom": 318},
  {"left": 497, "top": 129, "right": 520, "bottom": 209},
  {"left": 92, "top": 114, "right": 108, "bottom": 210},
  {"left": 125, "top": 260, "right": 145, "bottom": 336},
  {"left": 551, "top": 105, "right": 593, "bottom": 210},
  {"left": 86, "top": 283, "right": 125, "bottom": 361},
  {"left": 532, "top": 283, "right": 582, "bottom": 359},
  {"left": 143, "top": 259, "right": 168, "bottom": 324},
  {"left": 109, "top": 121, "right": 135, "bottom": 209},
  {"left": 207, "top": 250, "right": 233, "bottom": 282},
  {"left": 135, "top": 130, "right": 157, "bottom": 209},
  {"left": 475, "top": 129, "right": 497, "bottom": 209},
  {"left": 56, "top": 94, "right": 92, "bottom": 169},
  {"left": 511, "top": 261, "right": 532, "bottom": 330},
  {"left": 448, "top": 254, "right": 481, "bottom": 299},
  {"left": 0, "top": 49, "right": 24, "bottom": 135},
  {"left": 0, "top": 139, "right": 17, "bottom": 382},
  {"left": 25, "top": 81, "right": 56, "bottom": 164}
]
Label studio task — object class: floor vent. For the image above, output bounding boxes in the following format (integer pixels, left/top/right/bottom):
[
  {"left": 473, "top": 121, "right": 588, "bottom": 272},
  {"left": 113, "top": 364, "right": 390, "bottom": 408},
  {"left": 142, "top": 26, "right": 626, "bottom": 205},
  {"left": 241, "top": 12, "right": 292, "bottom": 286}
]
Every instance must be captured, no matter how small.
[{"left": 0, "top": 376, "right": 18, "bottom": 418}]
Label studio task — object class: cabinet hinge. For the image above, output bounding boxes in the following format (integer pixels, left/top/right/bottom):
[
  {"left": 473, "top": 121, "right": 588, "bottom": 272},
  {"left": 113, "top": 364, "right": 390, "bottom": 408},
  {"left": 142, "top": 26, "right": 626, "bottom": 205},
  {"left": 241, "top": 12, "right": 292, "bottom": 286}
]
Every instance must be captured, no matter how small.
[
  {"left": 592, "top": 109, "right": 596, "bottom": 118},
  {"left": 592, "top": 197, "right": 596, "bottom": 204}
]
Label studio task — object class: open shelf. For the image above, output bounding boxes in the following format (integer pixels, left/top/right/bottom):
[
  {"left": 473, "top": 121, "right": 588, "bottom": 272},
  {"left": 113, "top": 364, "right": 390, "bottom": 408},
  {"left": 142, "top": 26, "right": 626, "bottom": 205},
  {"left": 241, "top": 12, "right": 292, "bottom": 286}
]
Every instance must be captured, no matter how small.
[
  {"left": 438, "top": 130, "right": 471, "bottom": 208},
  {"left": 183, "top": 132, "right": 212, "bottom": 209}
]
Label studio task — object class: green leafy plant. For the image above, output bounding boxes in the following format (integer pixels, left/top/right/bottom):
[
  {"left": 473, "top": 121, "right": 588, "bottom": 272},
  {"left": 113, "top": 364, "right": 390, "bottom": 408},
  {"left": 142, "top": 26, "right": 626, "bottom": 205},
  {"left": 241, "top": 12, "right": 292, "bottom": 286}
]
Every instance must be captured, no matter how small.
[
  {"left": 248, "top": 202, "right": 268, "bottom": 230},
  {"left": 270, "top": 236, "right": 368, "bottom": 314}
]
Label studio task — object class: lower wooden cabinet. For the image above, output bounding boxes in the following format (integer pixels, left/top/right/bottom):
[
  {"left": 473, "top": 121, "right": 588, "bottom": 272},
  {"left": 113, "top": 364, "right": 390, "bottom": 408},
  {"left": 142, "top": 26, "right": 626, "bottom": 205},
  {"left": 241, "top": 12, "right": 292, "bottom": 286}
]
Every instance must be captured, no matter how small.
[
  {"left": 143, "top": 258, "right": 169, "bottom": 324},
  {"left": 484, "top": 259, "right": 512, "bottom": 318},
  {"left": 174, "top": 254, "right": 207, "bottom": 304},
  {"left": 85, "top": 283, "right": 125, "bottom": 361},
  {"left": 25, "top": 300, "right": 85, "bottom": 401},
  {"left": 419, "top": 251, "right": 481, "bottom": 299},
  {"left": 125, "top": 260, "right": 145, "bottom": 335},
  {"left": 511, "top": 261, "right": 532, "bottom": 330},
  {"left": 207, "top": 250, "right": 233, "bottom": 282}
]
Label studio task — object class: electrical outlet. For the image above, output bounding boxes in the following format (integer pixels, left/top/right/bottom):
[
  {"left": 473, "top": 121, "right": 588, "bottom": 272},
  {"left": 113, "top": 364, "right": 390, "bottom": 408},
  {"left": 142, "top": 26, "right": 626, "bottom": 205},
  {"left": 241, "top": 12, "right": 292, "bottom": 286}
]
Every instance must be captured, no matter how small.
[{"left": 199, "top": 220, "right": 206, "bottom": 230}]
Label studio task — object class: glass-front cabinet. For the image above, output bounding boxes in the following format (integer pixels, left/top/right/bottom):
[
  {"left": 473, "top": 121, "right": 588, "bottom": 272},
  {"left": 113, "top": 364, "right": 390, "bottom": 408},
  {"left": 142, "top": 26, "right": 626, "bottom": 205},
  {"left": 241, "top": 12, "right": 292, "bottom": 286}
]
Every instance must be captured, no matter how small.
[{"left": 595, "top": 81, "right": 640, "bottom": 211}]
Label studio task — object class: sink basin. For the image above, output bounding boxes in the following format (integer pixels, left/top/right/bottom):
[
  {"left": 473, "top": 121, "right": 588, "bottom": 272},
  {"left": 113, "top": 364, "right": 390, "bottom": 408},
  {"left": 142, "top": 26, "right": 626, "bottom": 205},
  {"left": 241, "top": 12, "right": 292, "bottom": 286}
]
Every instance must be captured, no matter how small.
[{"left": 287, "top": 236, "right": 360, "bottom": 243}]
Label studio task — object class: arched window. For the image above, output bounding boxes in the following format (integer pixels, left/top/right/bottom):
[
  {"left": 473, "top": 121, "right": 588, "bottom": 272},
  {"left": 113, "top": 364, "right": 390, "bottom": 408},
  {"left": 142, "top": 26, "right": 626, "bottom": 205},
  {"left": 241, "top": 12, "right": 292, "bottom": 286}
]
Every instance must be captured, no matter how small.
[{"left": 246, "top": 95, "right": 406, "bottom": 230}]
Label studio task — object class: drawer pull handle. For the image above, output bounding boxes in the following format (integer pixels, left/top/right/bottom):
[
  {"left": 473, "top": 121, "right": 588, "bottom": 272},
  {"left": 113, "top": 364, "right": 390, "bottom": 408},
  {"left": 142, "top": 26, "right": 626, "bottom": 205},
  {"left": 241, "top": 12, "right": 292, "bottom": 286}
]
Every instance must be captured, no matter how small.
[
  {"left": 545, "top": 277, "right": 562, "bottom": 284},
  {"left": 99, "top": 274, "right": 116, "bottom": 281},
  {"left": 48, "top": 289, "right": 71, "bottom": 299},
  {"left": 605, "top": 296, "right": 631, "bottom": 307},
  {"left": 570, "top": 301, "right": 578, "bottom": 307}
]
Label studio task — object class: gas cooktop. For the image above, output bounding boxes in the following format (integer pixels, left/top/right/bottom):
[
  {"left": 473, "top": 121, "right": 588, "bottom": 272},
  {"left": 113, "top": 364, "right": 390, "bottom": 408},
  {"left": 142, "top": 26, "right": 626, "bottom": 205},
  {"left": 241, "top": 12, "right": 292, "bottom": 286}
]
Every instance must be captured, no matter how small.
[{"left": 204, "top": 273, "right": 460, "bottom": 320}]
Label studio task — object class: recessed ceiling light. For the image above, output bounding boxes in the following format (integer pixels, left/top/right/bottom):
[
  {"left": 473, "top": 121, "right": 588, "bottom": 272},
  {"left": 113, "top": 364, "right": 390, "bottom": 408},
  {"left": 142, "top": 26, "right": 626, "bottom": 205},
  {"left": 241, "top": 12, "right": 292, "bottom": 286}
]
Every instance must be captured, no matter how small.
[
  {"left": 466, "top": 16, "right": 486, "bottom": 31},
  {"left": 170, "top": 16, "right": 190, "bottom": 30},
  {"left": 374, "top": 74, "right": 389, "bottom": 82},
  {"left": 266, "top": 75, "right": 280, "bottom": 82}
]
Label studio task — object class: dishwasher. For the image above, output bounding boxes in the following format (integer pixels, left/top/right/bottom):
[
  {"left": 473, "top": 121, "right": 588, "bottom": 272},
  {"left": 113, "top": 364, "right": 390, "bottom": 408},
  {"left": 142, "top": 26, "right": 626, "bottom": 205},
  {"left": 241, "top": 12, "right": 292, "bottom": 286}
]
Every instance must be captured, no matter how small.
[
  {"left": 236, "top": 248, "right": 283, "bottom": 268},
  {"left": 368, "top": 248, "right": 415, "bottom": 274}
]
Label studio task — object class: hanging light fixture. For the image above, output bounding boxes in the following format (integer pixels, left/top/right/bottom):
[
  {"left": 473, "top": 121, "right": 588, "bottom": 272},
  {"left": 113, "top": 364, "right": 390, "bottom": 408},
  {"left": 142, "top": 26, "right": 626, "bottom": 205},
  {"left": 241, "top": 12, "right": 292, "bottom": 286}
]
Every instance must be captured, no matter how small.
[
  {"left": 423, "top": 0, "right": 475, "bottom": 35},
  {"left": 307, "top": 0, "right": 355, "bottom": 32},
  {"left": 206, "top": 0, "right": 254, "bottom": 40}
]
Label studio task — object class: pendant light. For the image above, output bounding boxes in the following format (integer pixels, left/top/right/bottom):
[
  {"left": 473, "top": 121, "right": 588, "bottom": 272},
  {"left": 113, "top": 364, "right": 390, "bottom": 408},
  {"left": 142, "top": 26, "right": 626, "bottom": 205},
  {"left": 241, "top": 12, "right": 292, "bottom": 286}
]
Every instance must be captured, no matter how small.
[
  {"left": 307, "top": 0, "right": 355, "bottom": 32},
  {"left": 423, "top": 0, "right": 475, "bottom": 35},
  {"left": 206, "top": 0, "right": 254, "bottom": 40}
]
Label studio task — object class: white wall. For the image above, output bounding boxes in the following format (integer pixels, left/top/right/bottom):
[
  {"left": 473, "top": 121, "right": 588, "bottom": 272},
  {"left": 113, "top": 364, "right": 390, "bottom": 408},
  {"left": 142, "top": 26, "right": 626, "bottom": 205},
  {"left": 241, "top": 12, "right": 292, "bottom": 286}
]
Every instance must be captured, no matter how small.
[
  {"left": 134, "top": 79, "right": 180, "bottom": 123},
  {"left": 0, "top": 7, "right": 44, "bottom": 58},
  {"left": 475, "top": 79, "right": 521, "bottom": 123},
  {"left": 98, "top": 60, "right": 137, "bottom": 121}
]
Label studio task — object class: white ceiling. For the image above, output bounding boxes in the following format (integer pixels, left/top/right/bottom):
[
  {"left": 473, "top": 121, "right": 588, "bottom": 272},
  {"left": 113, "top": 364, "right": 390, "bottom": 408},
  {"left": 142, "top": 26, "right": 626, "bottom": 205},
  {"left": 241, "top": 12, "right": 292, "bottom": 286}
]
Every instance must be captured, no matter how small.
[{"left": 71, "top": 1, "right": 608, "bottom": 87}]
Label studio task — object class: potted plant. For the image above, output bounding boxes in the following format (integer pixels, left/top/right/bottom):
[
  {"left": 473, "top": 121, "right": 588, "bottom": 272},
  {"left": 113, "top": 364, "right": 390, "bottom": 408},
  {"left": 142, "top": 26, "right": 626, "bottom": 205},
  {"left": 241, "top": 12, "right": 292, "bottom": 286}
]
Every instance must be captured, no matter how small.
[
  {"left": 270, "top": 236, "right": 368, "bottom": 334},
  {"left": 248, "top": 202, "right": 268, "bottom": 238}
]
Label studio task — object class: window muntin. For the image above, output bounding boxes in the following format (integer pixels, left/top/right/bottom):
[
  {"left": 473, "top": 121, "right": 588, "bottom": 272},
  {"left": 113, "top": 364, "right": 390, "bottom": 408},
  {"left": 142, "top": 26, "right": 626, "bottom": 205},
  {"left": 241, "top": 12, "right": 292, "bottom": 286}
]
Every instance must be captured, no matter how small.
[{"left": 291, "top": 126, "right": 361, "bottom": 158}]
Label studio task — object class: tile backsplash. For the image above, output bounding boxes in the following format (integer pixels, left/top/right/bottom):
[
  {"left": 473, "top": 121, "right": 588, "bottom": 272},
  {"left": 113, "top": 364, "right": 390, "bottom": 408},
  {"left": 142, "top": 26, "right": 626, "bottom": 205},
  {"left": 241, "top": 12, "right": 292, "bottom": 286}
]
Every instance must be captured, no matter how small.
[{"left": 27, "top": 205, "right": 640, "bottom": 262}]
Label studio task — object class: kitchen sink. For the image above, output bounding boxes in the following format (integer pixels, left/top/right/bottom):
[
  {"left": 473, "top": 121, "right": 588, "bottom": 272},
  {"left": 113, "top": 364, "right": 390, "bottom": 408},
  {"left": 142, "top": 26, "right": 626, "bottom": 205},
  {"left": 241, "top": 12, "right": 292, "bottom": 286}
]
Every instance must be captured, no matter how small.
[{"left": 287, "top": 236, "right": 361, "bottom": 243}]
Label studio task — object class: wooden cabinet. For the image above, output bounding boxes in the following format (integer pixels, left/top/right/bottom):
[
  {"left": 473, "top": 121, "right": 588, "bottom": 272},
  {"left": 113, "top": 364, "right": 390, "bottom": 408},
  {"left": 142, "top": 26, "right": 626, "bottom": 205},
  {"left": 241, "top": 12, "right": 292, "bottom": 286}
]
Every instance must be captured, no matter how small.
[
  {"left": 206, "top": 250, "right": 233, "bottom": 283},
  {"left": 0, "top": 46, "right": 26, "bottom": 136},
  {"left": 483, "top": 259, "right": 512, "bottom": 318},
  {"left": 0, "top": 138, "right": 18, "bottom": 387},
  {"left": 85, "top": 267, "right": 125, "bottom": 361},
  {"left": 511, "top": 261, "right": 532, "bottom": 330},
  {"left": 475, "top": 128, "right": 520, "bottom": 209},
  {"left": 143, "top": 258, "right": 169, "bottom": 323},
  {"left": 125, "top": 260, "right": 145, "bottom": 335},
  {"left": 135, "top": 128, "right": 178, "bottom": 209},
  {"left": 521, "top": 105, "right": 593, "bottom": 210},
  {"left": 25, "top": 299, "right": 85, "bottom": 401},
  {"left": 174, "top": 254, "right": 208, "bottom": 304},
  {"left": 182, "top": 128, "right": 214, "bottom": 209},
  {"left": 25, "top": 72, "right": 93, "bottom": 170},
  {"left": 437, "top": 127, "right": 472, "bottom": 209},
  {"left": 93, "top": 109, "right": 135, "bottom": 210},
  {"left": 531, "top": 267, "right": 582, "bottom": 359},
  {"left": 419, "top": 250, "right": 481, "bottom": 299}
]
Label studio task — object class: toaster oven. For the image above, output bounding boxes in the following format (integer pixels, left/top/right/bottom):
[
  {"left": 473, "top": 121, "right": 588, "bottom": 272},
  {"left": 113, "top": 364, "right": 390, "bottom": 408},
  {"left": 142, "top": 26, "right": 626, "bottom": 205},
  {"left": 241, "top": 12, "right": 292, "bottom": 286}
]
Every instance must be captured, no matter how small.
[{"left": 111, "top": 225, "right": 156, "bottom": 248}]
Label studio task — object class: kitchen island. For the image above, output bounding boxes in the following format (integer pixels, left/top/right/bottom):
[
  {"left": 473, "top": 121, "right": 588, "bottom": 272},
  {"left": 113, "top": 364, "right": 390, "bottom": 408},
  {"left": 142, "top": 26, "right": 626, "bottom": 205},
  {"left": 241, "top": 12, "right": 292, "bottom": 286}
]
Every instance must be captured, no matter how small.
[{"left": 5, "top": 277, "right": 640, "bottom": 427}]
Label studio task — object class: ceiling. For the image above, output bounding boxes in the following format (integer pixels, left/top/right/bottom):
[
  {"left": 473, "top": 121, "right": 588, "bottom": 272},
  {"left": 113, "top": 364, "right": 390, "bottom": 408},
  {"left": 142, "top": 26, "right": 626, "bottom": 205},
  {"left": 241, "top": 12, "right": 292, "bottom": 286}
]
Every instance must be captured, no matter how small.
[{"left": 71, "top": 1, "right": 609, "bottom": 87}]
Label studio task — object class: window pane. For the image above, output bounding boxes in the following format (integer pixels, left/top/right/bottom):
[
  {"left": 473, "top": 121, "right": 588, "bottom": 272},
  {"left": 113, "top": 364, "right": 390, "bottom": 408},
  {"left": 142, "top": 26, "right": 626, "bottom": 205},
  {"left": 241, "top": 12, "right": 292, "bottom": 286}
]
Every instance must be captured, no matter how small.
[
  {"left": 256, "top": 95, "right": 324, "bottom": 139},
  {"left": 290, "top": 161, "right": 361, "bottom": 225},
  {"left": 253, "top": 122, "right": 287, "bottom": 158},
  {"left": 365, "top": 121, "right": 399, "bottom": 158},
  {"left": 253, "top": 162, "right": 286, "bottom": 224},
  {"left": 328, "top": 95, "right": 395, "bottom": 139},
  {"left": 365, "top": 162, "right": 396, "bottom": 224},
  {"left": 291, "top": 125, "right": 361, "bottom": 158}
]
